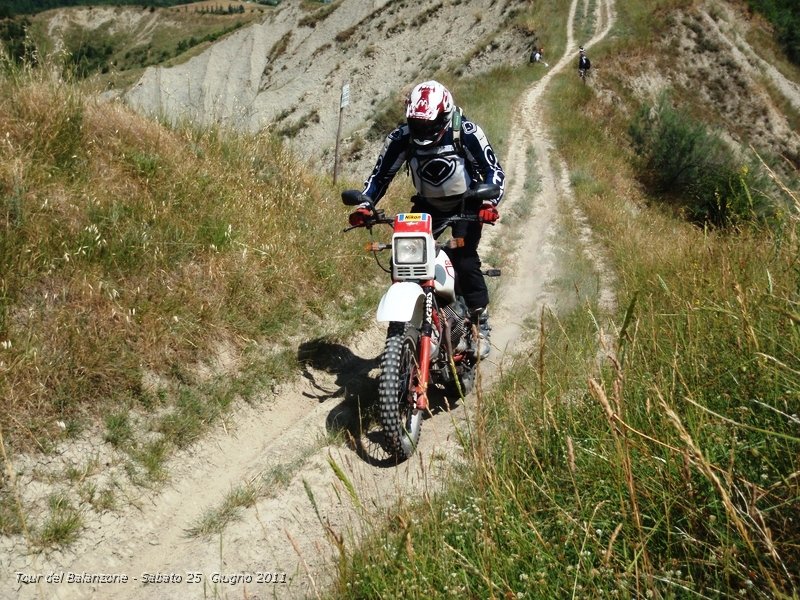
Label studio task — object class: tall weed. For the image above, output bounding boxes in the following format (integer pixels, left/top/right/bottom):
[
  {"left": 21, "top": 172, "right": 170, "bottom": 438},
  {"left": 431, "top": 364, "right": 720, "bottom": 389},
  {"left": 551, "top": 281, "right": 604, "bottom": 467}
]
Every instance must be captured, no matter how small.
[{"left": 332, "top": 131, "right": 800, "bottom": 600}]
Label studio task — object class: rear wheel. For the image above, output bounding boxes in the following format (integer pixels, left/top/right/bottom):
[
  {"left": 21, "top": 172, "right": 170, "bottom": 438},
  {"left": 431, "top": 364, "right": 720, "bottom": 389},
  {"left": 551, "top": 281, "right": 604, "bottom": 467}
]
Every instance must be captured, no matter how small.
[{"left": 378, "top": 322, "right": 422, "bottom": 460}]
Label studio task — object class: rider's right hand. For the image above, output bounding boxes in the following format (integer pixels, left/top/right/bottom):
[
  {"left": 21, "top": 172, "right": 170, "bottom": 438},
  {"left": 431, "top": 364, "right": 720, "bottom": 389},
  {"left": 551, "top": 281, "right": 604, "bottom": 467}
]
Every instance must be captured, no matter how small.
[{"left": 348, "top": 206, "right": 374, "bottom": 227}]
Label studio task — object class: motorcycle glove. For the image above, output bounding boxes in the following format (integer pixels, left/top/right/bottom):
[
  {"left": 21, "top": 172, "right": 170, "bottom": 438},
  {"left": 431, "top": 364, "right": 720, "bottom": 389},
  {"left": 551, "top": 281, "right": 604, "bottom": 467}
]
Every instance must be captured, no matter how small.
[
  {"left": 348, "top": 206, "right": 373, "bottom": 227},
  {"left": 478, "top": 201, "right": 500, "bottom": 224}
]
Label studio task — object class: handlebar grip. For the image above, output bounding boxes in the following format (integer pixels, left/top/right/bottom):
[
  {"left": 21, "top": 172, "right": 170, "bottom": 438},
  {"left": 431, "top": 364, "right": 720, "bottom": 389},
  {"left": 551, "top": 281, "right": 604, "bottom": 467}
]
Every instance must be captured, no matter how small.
[{"left": 462, "top": 183, "right": 502, "bottom": 204}]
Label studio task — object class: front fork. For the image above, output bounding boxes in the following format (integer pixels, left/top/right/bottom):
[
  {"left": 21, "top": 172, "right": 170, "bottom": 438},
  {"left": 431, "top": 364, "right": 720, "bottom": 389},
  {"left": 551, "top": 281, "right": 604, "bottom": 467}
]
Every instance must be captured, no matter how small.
[{"left": 414, "top": 284, "right": 435, "bottom": 410}]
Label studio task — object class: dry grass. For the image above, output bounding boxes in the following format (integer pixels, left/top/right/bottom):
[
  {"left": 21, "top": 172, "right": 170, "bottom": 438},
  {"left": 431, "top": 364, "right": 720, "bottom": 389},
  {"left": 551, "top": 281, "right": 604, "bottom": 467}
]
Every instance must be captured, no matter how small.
[{"left": 0, "top": 60, "right": 375, "bottom": 454}]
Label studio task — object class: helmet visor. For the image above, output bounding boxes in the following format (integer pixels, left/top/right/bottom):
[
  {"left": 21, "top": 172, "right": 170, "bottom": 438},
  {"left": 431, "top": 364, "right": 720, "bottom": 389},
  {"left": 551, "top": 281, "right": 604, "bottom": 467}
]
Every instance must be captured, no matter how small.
[{"left": 408, "top": 113, "right": 448, "bottom": 144}]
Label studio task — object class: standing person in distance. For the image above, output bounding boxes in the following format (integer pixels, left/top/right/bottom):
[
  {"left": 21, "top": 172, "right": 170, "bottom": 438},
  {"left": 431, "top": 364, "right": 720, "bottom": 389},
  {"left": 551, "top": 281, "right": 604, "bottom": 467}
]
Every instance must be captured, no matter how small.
[{"left": 348, "top": 80, "right": 506, "bottom": 359}]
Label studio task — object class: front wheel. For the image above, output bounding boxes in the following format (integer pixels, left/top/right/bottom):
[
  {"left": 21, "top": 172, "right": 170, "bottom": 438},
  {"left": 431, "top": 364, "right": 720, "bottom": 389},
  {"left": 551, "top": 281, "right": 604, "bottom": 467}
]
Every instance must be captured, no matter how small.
[{"left": 379, "top": 322, "right": 422, "bottom": 460}]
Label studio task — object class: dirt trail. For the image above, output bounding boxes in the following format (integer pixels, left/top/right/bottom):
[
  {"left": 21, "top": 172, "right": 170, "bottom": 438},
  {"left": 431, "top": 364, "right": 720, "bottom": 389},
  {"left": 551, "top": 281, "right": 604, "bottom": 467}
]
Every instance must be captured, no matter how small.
[
  {"left": 486, "top": 0, "right": 617, "bottom": 358},
  {"left": 6, "top": 1, "right": 616, "bottom": 599}
]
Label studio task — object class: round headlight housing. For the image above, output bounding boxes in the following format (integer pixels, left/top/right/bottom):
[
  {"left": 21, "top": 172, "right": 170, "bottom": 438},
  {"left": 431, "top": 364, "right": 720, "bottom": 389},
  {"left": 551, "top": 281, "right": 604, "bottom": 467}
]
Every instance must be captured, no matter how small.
[{"left": 394, "top": 237, "right": 426, "bottom": 264}]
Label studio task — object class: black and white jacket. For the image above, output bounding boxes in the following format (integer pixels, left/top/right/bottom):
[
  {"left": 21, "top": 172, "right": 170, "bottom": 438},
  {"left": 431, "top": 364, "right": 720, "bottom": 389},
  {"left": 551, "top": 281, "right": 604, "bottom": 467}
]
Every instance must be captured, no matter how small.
[{"left": 362, "top": 117, "right": 506, "bottom": 211}]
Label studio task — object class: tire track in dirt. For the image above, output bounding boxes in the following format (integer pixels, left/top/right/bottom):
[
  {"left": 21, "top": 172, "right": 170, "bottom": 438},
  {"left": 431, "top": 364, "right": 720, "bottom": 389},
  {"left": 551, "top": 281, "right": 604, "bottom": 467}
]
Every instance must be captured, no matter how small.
[
  {"left": 487, "top": 0, "right": 616, "bottom": 357},
  {"left": 6, "top": 1, "right": 617, "bottom": 599}
]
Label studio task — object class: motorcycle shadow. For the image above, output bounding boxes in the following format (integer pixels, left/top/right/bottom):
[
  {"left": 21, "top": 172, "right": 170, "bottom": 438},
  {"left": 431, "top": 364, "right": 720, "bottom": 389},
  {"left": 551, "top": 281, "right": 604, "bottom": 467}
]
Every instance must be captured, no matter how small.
[{"left": 297, "top": 337, "right": 465, "bottom": 468}]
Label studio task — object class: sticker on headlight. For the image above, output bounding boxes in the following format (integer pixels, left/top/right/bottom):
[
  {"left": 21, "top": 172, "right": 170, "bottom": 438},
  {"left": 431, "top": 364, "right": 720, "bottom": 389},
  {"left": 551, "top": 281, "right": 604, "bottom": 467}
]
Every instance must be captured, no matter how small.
[{"left": 397, "top": 213, "right": 429, "bottom": 222}]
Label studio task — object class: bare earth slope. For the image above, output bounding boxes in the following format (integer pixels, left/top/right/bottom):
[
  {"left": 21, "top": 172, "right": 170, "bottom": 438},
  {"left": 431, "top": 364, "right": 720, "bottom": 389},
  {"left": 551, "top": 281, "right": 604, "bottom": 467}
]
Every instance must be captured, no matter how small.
[
  {"left": 122, "top": 0, "right": 531, "bottom": 178},
  {"left": 3, "top": 1, "right": 618, "bottom": 598}
]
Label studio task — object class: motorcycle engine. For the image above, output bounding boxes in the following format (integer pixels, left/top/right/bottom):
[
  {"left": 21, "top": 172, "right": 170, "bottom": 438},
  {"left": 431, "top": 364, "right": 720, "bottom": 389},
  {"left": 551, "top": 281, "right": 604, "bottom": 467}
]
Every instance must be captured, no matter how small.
[{"left": 443, "top": 305, "right": 469, "bottom": 352}]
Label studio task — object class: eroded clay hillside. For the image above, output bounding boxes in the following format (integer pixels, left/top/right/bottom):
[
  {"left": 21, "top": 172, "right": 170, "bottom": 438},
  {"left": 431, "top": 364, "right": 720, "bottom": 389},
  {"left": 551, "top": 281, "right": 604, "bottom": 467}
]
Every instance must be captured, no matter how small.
[
  {"left": 33, "top": 0, "right": 800, "bottom": 180},
  {"left": 620, "top": 1, "right": 800, "bottom": 173},
  {"left": 120, "top": 0, "right": 532, "bottom": 174}
]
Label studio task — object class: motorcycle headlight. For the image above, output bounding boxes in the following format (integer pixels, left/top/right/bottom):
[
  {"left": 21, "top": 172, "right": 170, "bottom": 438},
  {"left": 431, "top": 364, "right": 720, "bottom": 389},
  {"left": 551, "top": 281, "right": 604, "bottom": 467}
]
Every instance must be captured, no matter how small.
[{"left": 394, "top": 237, "right": 426, "bottom": 264}]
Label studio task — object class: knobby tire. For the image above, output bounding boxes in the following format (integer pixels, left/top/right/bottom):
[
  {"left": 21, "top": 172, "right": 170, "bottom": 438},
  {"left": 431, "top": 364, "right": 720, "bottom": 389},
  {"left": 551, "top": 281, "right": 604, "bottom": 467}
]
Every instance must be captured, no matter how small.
[{"left": 378, "top": 322, "right": 422, "bottom": 460}]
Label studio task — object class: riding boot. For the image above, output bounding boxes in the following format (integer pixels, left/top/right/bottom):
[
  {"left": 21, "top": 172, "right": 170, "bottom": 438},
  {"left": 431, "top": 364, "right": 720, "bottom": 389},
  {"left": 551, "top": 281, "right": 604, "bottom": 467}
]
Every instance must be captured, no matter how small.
[{"left": 470, "top": 307, "right": 492, "bottom": 360}]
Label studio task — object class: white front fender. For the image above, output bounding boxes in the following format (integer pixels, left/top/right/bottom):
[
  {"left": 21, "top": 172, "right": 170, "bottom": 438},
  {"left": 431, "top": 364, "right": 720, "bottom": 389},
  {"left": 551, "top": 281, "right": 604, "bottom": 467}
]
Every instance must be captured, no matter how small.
[{"left": 376, "top": 282, "right": 425, "bottom": 325}]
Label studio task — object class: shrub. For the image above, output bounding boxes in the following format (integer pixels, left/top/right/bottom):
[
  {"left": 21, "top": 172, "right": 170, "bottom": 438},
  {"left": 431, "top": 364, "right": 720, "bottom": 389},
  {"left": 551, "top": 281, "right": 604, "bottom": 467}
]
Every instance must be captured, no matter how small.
[
  {"left": 747, "top": 0, "right": 800, "bottom": 65},
  {"left": 629, "top": 93, "right": 773, "bottom": 227}
]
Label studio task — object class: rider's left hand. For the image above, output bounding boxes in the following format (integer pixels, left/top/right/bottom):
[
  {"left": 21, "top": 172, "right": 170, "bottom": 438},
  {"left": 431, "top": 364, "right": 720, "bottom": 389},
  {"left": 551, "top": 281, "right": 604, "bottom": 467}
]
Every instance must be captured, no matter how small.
[{"left": 478, "top": 201, "right": 499, "bottom": 224}]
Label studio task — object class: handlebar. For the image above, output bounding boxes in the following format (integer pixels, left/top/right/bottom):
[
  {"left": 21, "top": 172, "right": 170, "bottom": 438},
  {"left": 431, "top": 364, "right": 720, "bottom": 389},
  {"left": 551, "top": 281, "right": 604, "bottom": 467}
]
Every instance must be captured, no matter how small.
[
  {"left": 343, "top": 208, "right": 485, "bottom": 233},
  {"left": 341, "top": 183, "right": 501, "bottom": 232},
  {"left": 341, "top": 183, "right": 500, "bottom": 207}
]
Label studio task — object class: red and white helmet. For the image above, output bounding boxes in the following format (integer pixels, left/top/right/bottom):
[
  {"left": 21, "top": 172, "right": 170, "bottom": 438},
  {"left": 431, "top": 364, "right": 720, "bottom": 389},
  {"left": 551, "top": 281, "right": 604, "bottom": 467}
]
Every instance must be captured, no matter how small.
[{"left": 405, "top": 80, "right": 454, "bottom": 146}]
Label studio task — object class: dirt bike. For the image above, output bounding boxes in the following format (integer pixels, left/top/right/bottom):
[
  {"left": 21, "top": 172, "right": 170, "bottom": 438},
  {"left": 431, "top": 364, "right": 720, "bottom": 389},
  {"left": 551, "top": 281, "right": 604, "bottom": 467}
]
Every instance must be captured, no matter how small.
[
  {"left": 341, "top": 183, "right": 501, "bottom": 460},
  {"left": 578, "top": 58, "right": 591, "bottom": 84}
]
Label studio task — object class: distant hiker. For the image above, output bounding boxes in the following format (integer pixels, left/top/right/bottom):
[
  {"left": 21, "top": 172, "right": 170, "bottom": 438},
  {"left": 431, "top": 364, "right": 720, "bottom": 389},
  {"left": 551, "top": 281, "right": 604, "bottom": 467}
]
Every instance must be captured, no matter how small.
[
  {"left": 530, "top": 47, "right": 549, "bottom": 68},
  {"left": 578, "top": 47, "right": 591, "bottom": 79},
  {"left": 348, "top": 80, "right": 506, "bottom": 358}
]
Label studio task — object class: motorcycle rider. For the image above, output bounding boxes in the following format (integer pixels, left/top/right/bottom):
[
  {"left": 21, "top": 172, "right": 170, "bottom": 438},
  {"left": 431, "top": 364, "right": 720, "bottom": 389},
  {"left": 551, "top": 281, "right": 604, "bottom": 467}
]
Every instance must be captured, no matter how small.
[
  {"left": 578, "top": 47, "right": 591, "bottom": 77},
  {"left": 530, "top": 46, "right": 548, "bottom": 67},
  {"left": 348, "top": 80, "right": 506, "bottom": 359}
]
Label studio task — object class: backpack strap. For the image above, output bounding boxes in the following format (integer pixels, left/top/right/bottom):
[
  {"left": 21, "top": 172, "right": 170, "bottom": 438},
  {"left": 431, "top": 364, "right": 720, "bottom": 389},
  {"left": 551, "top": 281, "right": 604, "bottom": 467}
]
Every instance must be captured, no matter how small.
[{"left": 451, "top": 107, "right": 463, "bottom": 155}]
